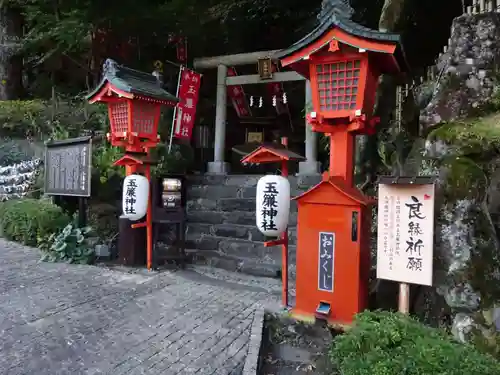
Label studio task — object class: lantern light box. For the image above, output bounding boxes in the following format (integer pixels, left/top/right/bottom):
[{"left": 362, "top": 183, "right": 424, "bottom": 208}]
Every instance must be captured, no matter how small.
[
  {"left": 122, "top": 174, "right": 149, "bottom": 221},
  {"left": 87, "top": 59, "right": 178, "bottom": 153},
  {"left": 276, "top": 3, "right": 407, "bottom": 128}
]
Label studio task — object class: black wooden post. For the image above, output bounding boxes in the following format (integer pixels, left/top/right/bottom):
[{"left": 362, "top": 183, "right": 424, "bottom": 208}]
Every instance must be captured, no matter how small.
[{"left": 78, "top": 197, "right": 87, "bottom": 227}]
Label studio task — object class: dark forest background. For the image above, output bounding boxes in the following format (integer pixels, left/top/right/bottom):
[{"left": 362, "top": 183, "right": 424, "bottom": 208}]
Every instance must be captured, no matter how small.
[{"left": 0, "top": 0, "right": 466, "bottom": 101}]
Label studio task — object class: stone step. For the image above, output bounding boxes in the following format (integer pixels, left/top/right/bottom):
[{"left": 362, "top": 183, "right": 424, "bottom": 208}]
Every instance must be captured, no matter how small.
[
  {"left": 186, "top": 249, "right": 281, "bottom": 278},
  {"left": 187, "top": 197, "right": 299, "bottom": 213},
  {"left": 180, "top": 234, "right": 297, "bottom": 265},
  {"left": 186, "top": 249, "right": 297, "bottom": 279},
  {"left": 187, "top": 210, "right": 298, "bottom": 227},
  {"left": 187, "top": 184, "right": 314, "bottom": 201},
  {"left": 187, "top": 184, "right": 256, "bottom": 200},
  {"left": 187, "top": 174, "right": 322, "bottom": 189},
  {"left": 186, "top": 222, "right": 297, "bottom": 245},
  {"left": 187, "top": 174, "right": 262, "bottom": 187}
]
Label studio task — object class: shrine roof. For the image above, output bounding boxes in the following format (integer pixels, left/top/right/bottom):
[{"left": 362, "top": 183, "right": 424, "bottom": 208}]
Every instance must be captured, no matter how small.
[
  {"left": 86, "top": 59, "right": 178, "bottom": 103},
  {"left": 241, "top": 143, "right": 305, "bottom": 164},
  {"left": 274, "top": 3, "right": 408, "bottom": 71}
]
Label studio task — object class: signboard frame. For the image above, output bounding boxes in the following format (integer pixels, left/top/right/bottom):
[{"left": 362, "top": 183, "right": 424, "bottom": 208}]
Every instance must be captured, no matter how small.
[
  {"left": 376, "top": 176, "right": 435, "bottom": 287},
  {"left": 44, "top": 136, "right": 92, "bottom": 198}
]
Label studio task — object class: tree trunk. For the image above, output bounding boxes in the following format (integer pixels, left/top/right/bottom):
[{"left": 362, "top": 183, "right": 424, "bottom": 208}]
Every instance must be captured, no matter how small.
[
  {"left": 358, "top": 0, "right": 407, "bottom": 191},
  {"left": 0, "top": 6, "right": 23, "bottom": 100},
  {"left": 361, "top": 0, "right": 409, "bottom": 310}
]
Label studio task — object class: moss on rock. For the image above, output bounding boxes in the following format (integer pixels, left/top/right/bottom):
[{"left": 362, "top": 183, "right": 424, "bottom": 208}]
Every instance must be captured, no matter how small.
[{"left": 422, "top": 111, "right": 500, "bottom": 357}]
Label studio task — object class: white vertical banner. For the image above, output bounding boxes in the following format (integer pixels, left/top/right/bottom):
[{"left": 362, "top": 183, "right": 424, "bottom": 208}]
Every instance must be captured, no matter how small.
[
  {"left": 168, "top": 65, "right": 184, "bottom": 153},
  {"left": 376, "top": 183, "right": 435, "bottom": 286}
]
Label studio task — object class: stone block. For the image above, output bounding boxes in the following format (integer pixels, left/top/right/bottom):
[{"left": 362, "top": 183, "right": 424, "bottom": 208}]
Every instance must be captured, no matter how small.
[
  {"left": 218, "top": 198, "right": 255, "bottom": 212},
  {"left": 187, "top": 198, "right": 217, "bottom": 211},
  {"left": 187, "top": 174, "right": 227, "bottom": 186},
  {"left": 192, "top": 236, "right": 220, "bottom": 251},
  {"left": 224, "top": 175, "right": 261, "bottom": 187},
  {"left": 186, "top": 223, "right": 212, "bottom": 237},
  {"left": 288, "top": 228, "right": 297, "bottom": 245},
  {"left": 187, "top": 185, "right": 240, "bottom": 199},
  {"left": 218, "top": 238, "right": 297, "bottom": 265},
  {"left": 224, "top": 211, "right": 255, "bottom": 225},
  {"left": 187, "top": 211, "right": 225, "bottom": 224},
  {"left": 212, "top": 224, "right": 249, "bottom": 240},
  {"left": 239, "top": 187, "right": 257, "bottom": 198},
  {"left": 296, "top": 174, "right": 322, "bottom": 188},
  {"left": 248, "top": 227, "right": 266, "bottom": 242},
  {"left": 239, "top": 261, "right": 281, "bottom": 278}
]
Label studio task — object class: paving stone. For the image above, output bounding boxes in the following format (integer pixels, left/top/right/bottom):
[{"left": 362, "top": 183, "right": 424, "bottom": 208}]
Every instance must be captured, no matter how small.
[{"left": 0, "top": 239, "right": 279, "bottom": 375}]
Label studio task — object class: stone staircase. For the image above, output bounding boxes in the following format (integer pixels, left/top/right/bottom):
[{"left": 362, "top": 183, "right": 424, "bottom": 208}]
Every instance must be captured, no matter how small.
[{"left": 184, "top": 174, "right": 321, "bottom": 278}]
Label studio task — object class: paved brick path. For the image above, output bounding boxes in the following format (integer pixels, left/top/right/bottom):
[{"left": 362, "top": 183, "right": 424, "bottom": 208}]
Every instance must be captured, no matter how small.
[{"left": 0, "top": 240, "right": 279, "bottom": 375}]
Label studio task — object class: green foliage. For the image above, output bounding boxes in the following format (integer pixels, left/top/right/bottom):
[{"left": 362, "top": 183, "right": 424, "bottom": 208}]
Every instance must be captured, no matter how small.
[
  {"left": 92, "top": 144, "right": 125, "bottom": 184},
  {"left": 0, "top": 198, "right": 70, "bottom": 246},
  {"left": 331, "top": 311, "right": 500, "bottom": 375},
  {"left": 39, "top": 223, "right": 95, "bottom": 264},
  {"left": 151, "top": 142, "right": 195, "bottom": 176},
  {"left": 0, "top": 98, "right": 109, "bottom": 139},
  {"left": 88, "top": 203, "right": 120, "bottom": 242},
  {"left": 428, "top": 113, "right": 500, "bottom": 156},
  {"left": 0, "top": 138, "right": 34, "bottom": 165},
  {"left": 0, "top": 100, "right": 47, "bottom": 137}
]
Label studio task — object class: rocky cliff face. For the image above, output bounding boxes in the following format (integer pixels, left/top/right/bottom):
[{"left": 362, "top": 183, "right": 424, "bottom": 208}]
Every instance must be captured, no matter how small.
[
  {"left": 414, "top": 12, "right": 500, "bottom": 354},
  {"left": 420, "top": 13, "right": 500, "bottom": 130}
]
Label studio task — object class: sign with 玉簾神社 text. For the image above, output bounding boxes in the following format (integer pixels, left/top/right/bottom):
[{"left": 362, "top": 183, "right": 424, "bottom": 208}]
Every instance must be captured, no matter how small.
[
  {"left": 376, "top": 182, "right": 435, "bottom": 286},
  {"left": 256, "top": 175, "right": 290, "bottom": 237},
  {"left": 318, "top": 231, "right": 335, "bottom": 292},
  {"left": 122, "top": 174, "right": 149, "bottom": 222},
  {"left": 44, "top": 136, "right": 92, "bottom": 197}
]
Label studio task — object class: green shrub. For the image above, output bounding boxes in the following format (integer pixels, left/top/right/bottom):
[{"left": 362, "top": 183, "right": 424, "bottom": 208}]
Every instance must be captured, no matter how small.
[
  {"left": 39, "top": 223, "right": 94, "bottom": 264},
  {"left": 88, "top": 202, "right": 119, "bottom": 242},
  {"left": 0, "top": 198, "right": 70, "bottom": 246},
  {"left": 331, "top": 311, "right": 500, "bottom": 375}
]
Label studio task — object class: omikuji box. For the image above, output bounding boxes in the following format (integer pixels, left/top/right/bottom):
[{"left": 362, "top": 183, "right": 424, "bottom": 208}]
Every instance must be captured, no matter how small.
[{"left": 293, "top": 174, "right": 372, "bottom": 326}]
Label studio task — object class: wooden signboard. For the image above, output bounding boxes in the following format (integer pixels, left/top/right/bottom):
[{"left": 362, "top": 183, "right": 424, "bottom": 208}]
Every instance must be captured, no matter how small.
[
  {"left": 44, "top": 136, "right": 92, "bottom": 197},
  {"left": 376, "top": 178, "right": 435, "bottom": 287}
]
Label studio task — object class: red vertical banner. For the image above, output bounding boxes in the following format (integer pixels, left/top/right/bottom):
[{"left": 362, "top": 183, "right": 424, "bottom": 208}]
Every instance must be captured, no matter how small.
[
  {"left": 173, "top": 68, "right": 202, "bottom": 140},
  {"left": 227, "top": 67, "right": 252, "bottom": 118},
  {"left": 168, "top": 34, "right": 187, "bottom": 64},
  {"left": 176, "top": 37, "right": 187, "bottom": 64}
]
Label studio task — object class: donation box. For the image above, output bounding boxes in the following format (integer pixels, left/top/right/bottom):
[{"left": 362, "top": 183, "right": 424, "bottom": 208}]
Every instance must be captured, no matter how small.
[{"left": 293, "top": 175, "right": 372, "bottom": 326}]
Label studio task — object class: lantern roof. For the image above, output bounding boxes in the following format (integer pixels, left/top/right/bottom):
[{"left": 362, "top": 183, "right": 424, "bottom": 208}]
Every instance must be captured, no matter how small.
[
  {"left": 275, "top": 0, "right": 408, "bottom": 75},
  {"left": 113, "top": 153, "right": 156, "bottom": 167},
  {"left": 293, "top": 173, "right": 372, "bottom": 206},
  {"left": 86, "top": 59, "right": 178, "bottom": 105}
]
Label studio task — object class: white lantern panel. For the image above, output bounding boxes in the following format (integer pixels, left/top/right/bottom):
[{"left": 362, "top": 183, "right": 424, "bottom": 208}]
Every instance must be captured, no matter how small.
[
  {"left": 122, "top": 174, "right": 149, "bottom": 221},
  {"left": 256, "top": 175, "right": 290, "bottom": 237}
]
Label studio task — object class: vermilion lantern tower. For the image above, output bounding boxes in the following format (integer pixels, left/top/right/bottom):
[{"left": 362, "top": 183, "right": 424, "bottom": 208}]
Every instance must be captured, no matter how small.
[
  {"left": 274, "top": 0, "right": 409, "bottom": 325},
  {"left": 276, "top": 0, "right": 407, "bottom": 186},
  {"left": 87, "top": 59, "right": 178, "bottom": 269}
]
